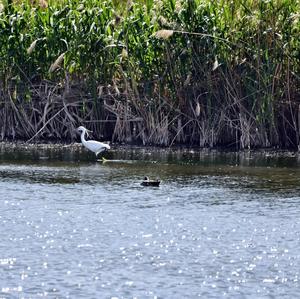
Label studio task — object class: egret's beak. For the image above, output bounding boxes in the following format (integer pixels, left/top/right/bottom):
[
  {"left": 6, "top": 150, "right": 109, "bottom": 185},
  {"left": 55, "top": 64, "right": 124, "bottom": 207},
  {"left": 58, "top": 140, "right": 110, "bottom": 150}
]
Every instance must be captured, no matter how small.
[{"left": 86, "top": 129, "right": 92, "bottom": 137}]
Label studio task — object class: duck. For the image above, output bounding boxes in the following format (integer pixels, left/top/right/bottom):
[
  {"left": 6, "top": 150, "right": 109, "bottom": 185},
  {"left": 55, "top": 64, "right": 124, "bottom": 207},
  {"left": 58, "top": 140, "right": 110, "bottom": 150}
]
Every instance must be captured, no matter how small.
[
  {"left": 141, "top": 176, "right": 160, "bottom": 187},
  {"left": 77, "top": 126, "right": 110, "bottom": 157}
]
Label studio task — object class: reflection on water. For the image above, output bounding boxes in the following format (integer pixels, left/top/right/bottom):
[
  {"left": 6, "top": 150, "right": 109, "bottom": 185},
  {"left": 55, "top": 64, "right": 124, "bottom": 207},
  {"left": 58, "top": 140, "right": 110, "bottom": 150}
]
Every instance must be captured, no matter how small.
[{"left": 0, "top": 144, "right": 300, "bottom": 298}]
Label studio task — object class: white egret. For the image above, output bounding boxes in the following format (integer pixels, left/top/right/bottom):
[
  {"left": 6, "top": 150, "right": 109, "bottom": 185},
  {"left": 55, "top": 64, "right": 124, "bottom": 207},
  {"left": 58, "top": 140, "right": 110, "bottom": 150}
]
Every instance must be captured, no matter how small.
[{"left": 77, "top": 126, "right": 110, "bottom": 157}]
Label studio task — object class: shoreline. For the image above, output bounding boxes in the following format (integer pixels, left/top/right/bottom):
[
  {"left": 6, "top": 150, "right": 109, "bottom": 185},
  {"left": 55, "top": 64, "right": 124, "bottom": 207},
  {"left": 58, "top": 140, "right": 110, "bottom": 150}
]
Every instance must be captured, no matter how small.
[{"left": 0, "top": 141, "right": 299, "bottom": 157}]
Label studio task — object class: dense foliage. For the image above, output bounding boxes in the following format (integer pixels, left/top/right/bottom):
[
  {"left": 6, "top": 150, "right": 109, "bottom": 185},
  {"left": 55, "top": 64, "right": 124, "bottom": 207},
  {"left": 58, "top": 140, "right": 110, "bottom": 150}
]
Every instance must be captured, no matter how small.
[{"left": 0, "top": 0, "right": 299, "bottom": 148}]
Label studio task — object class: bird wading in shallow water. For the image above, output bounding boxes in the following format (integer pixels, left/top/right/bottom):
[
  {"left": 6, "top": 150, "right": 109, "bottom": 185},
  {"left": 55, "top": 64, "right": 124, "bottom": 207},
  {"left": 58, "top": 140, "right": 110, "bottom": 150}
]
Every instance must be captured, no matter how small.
[{"left": 77, "top": 126, "right": 110, "bottom": 157}]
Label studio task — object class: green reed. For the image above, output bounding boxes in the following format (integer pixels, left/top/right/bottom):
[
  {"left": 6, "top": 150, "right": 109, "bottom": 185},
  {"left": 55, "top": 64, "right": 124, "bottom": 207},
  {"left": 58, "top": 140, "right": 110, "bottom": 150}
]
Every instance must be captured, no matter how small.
[{"left": 0, "top": 0, "right": 299, "bottom": 148}]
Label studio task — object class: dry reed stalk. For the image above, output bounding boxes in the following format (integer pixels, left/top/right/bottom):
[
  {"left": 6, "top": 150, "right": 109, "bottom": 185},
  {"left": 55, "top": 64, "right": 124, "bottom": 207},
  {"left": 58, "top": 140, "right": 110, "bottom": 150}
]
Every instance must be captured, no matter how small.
[
  {"left": 212, "top": 58, "right": 220, "bottom": 71},
  {"left": 121, "top": 48, "right": 128, "bottom": 59},
  {"left": 195, "top": 101, "right": 201, "bottom": 117},
  {"left": 154, "top": 29, "right": 230, "bottom": 44},
  {"left": 27, "top": 39, "right": 39, "bottom": 55},
  {"left": 39, "top": 0, "right": 48, "bottom": 9},
  {"left": 49, "top": 53, "right": 65, "bottom": 73},
  {"left": 8, "top": 92, "right": 32, "bottom": 138},
  {"left": 168, "top": 119, "right": 193, "bottom": 147},
  {"left": 155, "top": 29, "right": 174, "bottom": 39},
  {"left": 183, "top": 74, "right": 191, "bottom": 87},
  {"left": 26, "top": 107, "right": 65, "bottom": 143}
]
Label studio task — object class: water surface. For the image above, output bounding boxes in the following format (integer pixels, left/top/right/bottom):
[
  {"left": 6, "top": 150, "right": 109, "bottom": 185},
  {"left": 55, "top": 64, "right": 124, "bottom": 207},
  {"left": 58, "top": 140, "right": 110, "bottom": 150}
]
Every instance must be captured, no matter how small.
[{"left": 0, "top": 144, "right": 300, "bottom": 298}]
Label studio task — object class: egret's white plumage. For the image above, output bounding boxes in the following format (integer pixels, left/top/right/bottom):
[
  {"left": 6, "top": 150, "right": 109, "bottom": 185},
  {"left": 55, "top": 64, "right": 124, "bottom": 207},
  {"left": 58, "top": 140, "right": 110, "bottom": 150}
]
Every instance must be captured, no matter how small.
[{"left": 77, "top": 126, "right": 110, "bottom": 157}]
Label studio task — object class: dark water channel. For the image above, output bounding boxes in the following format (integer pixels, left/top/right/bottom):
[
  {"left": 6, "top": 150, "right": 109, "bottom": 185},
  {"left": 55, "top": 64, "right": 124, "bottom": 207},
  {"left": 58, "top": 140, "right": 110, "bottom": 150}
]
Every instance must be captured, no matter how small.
[{"left": 0, "top": 144, "right": 300, "bottom": 298}]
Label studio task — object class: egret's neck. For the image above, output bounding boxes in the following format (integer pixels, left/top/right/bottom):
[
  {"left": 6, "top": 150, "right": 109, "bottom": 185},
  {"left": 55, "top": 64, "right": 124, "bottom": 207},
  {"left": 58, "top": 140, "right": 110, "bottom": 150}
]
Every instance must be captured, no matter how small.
[{"left": 80, "top": 130, "right": 87, "bottom": 145}]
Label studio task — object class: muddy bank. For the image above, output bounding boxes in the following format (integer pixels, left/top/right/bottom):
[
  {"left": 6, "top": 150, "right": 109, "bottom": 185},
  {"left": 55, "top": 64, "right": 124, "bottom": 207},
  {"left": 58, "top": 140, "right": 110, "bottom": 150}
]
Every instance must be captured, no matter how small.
[{"left": 0, "top": 141, "right": 299, "bottom": 158}]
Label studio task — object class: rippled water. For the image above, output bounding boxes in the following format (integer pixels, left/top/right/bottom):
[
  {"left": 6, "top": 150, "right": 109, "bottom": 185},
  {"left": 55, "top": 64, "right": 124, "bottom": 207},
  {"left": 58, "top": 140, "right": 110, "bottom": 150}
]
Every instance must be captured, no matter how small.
[{"left": 0, "top": 144, "right": 300, "bottom": 298}]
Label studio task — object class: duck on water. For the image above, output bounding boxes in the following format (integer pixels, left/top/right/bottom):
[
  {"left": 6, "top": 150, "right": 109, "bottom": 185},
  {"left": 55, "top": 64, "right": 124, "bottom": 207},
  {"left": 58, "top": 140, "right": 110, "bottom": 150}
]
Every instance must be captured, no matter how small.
[{"left": 141, "top": 177, "right": 160, "bottom": 187}]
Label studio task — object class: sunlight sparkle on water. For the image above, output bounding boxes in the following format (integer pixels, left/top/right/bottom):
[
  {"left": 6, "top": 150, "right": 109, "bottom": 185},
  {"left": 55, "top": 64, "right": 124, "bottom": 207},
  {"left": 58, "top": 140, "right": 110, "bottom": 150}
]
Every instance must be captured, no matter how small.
[{"left": 0, "top": 148, "right": 300, "bottom": 298}]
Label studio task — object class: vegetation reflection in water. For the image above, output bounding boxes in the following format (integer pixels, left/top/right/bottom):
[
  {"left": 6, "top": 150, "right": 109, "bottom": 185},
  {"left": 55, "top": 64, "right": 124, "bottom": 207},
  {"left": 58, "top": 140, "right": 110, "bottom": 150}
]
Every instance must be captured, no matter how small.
[
  {"left": 0, "top": 143, "right": 300, "bottom": 194},
  {"left": 0, "top": 144, "right": 300, "bottom": 298}
]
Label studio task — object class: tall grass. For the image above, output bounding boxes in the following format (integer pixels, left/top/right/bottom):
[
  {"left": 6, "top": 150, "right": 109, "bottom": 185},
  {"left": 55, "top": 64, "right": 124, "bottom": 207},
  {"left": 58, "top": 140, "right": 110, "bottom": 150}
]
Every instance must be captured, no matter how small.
[{"left": 0, "top": 0, "right": 299, "bottom": 148}]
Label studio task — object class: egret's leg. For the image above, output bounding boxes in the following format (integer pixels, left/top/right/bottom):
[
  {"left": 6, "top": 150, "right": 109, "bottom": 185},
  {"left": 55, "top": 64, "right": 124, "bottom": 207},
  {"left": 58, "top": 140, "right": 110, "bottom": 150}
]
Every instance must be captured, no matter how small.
[{"left": 96, "top": 157, "right": 108, "bottom": 162}]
